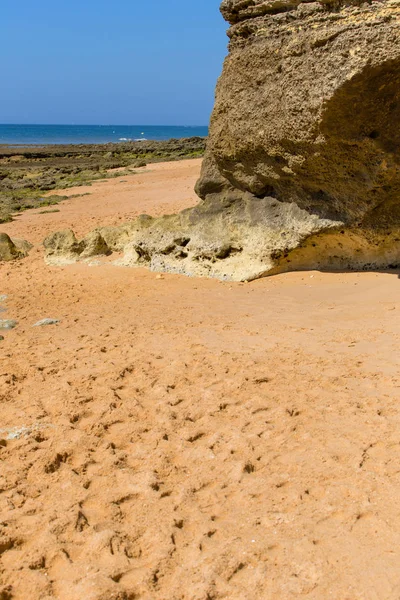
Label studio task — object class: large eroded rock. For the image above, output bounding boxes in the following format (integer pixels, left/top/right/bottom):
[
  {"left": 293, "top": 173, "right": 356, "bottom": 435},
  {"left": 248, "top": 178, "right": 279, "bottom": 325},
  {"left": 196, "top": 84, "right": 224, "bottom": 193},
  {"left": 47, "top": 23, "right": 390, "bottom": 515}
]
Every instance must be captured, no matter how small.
[{"left": 45, "top": 0, "right": 400, "bottom": 280}]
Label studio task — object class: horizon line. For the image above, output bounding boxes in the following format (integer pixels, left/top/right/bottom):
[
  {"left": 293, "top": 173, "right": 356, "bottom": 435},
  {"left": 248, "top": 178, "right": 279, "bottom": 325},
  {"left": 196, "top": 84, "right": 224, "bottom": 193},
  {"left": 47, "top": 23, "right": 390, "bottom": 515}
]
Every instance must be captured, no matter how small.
[{"left": 0, "top": 123, "right": 209, "bottom": 128}]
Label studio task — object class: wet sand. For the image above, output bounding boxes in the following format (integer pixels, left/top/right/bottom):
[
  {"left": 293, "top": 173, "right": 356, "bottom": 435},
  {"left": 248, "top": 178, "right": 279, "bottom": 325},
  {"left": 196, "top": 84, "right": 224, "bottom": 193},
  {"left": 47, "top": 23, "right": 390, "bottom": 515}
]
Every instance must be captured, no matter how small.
[{"left": 1, "top": 159, "right": 400, "bottom": 599}]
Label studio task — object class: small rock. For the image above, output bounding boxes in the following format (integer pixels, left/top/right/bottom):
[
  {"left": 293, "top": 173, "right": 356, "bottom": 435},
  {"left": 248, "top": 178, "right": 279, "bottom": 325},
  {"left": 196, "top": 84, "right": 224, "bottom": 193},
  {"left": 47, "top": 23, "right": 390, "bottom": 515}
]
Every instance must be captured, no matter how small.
[
  {"left": 156, "top": 274, "right": 164, "bottom": 280},
  {"left": 80, "top": 230, "right": 111, "bottom": 259},
  {"left": 5, "top": 427, "right": 29, "bottom": 440},
  {"left": 0, "top": 233, "right": 21, "bottom": 261},
  {"left": 0, "top": 233, "right": 32, "bottom": 261},
  {"left": 0, "top": 335, "right": 4, "bottom": 341},
  {"left": 0, "top": 319, "right": 17, "bottom": 330},
  {"left": 33, "top": 318, "right": 60, "bottom": 327},
  {"left": 43, "top": 229, "right": 83, "bottom": 258},
  {"left": 0, "top": 295, "right": 7, "bottom": 302}
]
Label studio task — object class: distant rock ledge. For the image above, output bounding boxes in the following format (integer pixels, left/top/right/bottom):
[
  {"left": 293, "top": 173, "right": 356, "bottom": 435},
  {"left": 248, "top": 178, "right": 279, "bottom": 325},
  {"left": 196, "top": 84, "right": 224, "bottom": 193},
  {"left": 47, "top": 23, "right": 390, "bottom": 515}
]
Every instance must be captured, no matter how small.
[{"left": 44, "top": 0, "right": 400, "bottom": 280}]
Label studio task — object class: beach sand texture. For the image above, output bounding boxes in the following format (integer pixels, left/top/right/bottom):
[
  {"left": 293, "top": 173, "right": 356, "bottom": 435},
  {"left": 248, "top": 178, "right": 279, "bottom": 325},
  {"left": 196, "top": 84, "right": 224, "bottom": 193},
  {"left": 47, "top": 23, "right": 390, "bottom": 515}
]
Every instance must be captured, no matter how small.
[{"left": 1, "top": 159, "right": 400, "bottom": 599}]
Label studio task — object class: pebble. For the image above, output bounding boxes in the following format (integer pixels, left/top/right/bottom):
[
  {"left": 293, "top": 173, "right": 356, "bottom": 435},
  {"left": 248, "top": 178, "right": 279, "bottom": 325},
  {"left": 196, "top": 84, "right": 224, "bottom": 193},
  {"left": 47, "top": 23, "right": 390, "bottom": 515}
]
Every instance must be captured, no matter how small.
[
  {"left": 1, "top": 426, "right": 30, "bottom": 440},
  {"left": 33, "top": 318, "right": 60, "bottom": 327},
  {"left": 0, "top": 335, "right": 4, "bottom": 341},
  {"left": 0, "top": 295, "right": 7, "bottom": 302},
  {"left": 0, "top": 319, "right": 18, "bottom": 330}
]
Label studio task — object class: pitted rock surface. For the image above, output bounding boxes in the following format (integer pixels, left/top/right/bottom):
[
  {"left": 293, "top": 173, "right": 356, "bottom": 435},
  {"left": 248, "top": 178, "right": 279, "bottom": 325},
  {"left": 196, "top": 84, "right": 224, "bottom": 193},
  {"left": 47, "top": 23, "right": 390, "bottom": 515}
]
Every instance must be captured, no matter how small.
[{"left": 44, "top": 0, "right": 400, "bottom": 280}]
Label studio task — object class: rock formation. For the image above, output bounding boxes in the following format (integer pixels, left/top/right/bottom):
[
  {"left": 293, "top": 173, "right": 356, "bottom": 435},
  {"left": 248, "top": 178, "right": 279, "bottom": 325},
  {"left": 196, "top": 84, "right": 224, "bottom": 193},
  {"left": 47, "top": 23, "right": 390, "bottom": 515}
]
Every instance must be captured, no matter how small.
[
  {"left": 0, "top": 233, "right": 32, "bottom": 261},
  {"left": 45, "top": 0, "right": 400, "bottom": 280}
]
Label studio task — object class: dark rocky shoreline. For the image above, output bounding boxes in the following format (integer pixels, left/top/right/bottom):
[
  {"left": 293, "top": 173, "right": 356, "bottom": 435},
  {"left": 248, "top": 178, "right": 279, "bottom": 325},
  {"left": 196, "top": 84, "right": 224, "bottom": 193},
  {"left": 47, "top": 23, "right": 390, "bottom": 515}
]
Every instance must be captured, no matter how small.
[{"left": 0, "top": 137, "right": 206, "bottom": 223}]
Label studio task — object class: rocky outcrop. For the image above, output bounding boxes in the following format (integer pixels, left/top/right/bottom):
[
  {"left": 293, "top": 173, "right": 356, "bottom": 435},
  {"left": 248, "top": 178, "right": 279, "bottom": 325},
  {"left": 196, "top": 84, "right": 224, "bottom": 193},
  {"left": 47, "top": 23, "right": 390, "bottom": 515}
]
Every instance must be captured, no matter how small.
[
  {"left": 200, "top": 0, "right": 400, "bottom": 276},
  {"left": 45, "top": 0, "right": 400, "bottom": 280},
  {"left": 0, "top": 233, "right": 32, "bottom": 261},
  {"left": 44, "top": 229, "right": 112, "bottom": 264}
]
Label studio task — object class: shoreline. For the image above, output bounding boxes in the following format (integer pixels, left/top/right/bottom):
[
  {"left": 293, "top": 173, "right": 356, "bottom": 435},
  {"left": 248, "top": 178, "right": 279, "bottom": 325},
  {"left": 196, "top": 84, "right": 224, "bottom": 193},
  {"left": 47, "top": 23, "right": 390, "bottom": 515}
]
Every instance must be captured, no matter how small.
[
  {"left": 0, "top": 137, "right": 208, "bottom": 148},
  {"left": 0, "top": 137, "right": 206, "bottom": 223},
  {"left": 0, "top": 136, "right": 207, "bottom": 154}
]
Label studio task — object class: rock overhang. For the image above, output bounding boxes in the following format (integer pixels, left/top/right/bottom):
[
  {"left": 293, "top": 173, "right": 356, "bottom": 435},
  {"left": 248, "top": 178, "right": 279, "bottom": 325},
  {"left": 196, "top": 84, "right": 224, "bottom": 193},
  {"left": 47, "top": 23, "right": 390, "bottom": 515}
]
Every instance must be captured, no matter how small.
[{"left": 43, "top": 0, "right": 400, "bottom": 280}]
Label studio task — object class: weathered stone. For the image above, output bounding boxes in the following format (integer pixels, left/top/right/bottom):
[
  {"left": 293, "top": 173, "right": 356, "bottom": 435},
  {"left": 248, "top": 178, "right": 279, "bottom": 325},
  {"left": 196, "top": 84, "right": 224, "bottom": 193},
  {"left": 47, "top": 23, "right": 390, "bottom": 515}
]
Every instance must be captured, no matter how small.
[
  {"left": 80, "top": 230, "right": 111, "bottom": 259},
  {"left": 0, "top": 233, "right": 32, "bottom": 261},
  {"left": 43, "top": 0, "right": 400, "bottom": 279},
  {"left": 197, "top": 0, "right": 400, "bottom": 277},
  {"left": 32, "top": 319, "right": 60, "bottom": 327},
  {"left": 43, "top": 229, "right": 84, "bottom": 264},
  {"left": 0, "top": 319, "right": 17, "bottom": 330}
]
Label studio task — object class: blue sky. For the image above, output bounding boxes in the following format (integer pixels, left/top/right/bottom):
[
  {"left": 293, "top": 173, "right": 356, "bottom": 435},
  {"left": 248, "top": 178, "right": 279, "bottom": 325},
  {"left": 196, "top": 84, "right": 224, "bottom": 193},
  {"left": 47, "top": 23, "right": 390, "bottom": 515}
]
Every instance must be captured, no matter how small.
[{"left": 1, "top": 0, "right": 227, "bottom": 125}]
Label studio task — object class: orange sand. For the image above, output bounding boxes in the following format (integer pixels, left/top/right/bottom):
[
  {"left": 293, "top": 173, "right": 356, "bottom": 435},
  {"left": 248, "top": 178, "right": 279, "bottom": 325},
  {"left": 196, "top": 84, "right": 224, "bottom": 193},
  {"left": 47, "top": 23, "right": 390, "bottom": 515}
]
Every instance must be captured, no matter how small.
[{"left": 1, "top": 159, "right": 400, "bottom": 600}]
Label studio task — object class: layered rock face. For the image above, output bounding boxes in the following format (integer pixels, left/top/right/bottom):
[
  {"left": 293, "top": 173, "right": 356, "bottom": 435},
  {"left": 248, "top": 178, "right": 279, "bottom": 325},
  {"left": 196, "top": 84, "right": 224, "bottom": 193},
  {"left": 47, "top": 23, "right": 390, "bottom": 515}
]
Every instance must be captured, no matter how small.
[{"left": 46, "top": 0, "right": 400, "bottom": 279}]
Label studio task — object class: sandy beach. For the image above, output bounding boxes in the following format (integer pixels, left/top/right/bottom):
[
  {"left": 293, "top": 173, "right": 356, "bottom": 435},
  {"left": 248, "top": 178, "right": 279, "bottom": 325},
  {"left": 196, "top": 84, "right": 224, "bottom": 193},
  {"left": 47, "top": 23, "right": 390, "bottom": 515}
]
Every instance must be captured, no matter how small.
[{"left": 1, "top": 159, "right": 400, "bottom": 600}]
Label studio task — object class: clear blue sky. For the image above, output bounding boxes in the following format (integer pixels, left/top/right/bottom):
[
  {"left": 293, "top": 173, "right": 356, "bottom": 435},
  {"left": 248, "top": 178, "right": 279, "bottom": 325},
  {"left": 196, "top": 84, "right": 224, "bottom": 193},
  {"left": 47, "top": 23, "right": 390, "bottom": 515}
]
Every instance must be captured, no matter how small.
[{"left": 1, "top": 0, "right": 227, "bottom": 125}]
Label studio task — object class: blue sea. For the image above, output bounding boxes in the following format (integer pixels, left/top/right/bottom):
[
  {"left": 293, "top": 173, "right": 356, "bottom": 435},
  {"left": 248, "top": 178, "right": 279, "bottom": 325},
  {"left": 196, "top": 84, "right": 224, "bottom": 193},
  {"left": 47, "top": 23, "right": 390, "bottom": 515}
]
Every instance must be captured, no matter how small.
[{"left": 0, "top": 124, "right": 208, "bottom": 145}]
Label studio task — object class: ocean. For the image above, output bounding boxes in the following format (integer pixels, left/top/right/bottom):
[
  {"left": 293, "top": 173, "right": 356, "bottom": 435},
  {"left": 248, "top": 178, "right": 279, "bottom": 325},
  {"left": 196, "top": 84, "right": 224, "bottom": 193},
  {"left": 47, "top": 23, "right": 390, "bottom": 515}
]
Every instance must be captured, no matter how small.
[{"left": 0, "top": 124, "right": 209, "bottom": 145}]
